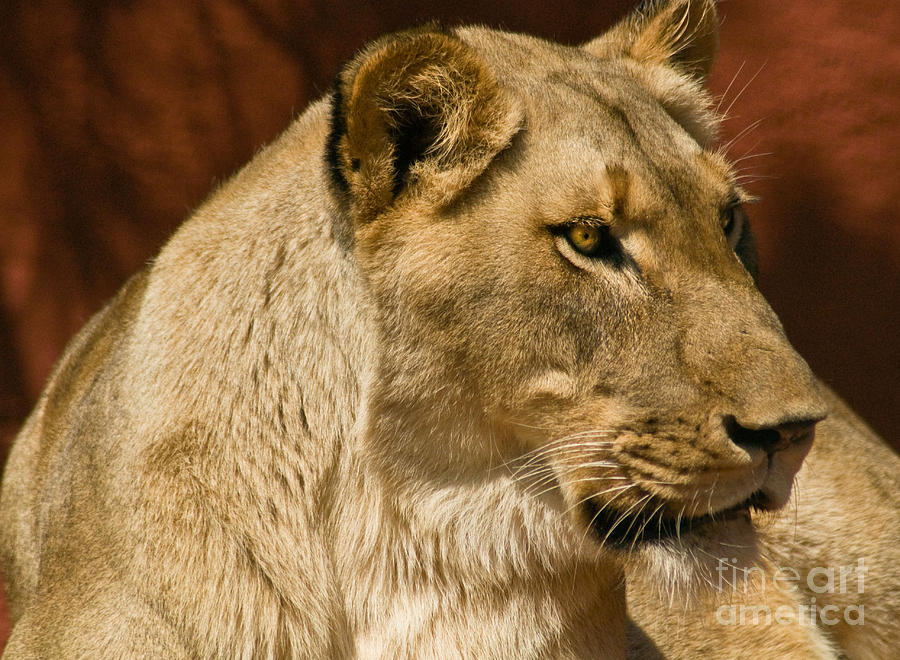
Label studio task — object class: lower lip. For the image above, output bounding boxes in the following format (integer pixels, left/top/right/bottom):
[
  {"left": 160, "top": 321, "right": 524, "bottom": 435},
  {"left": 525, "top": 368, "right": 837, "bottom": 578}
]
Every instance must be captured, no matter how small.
[{"left": 586, "top": 491, "right": 765, "bottom": 549}]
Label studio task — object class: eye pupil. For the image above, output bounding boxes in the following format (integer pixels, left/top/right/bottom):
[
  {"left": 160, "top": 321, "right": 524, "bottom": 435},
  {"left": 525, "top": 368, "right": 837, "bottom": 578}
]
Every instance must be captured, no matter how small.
[{"left": 567, "top": 223, "right": 605, "bottom": 255}]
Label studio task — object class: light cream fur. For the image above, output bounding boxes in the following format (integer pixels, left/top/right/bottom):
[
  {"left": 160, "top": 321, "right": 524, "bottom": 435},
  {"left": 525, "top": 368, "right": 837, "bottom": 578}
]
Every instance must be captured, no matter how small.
[{"left": 1, "top": 1, "right": 896, "bottom": 658}]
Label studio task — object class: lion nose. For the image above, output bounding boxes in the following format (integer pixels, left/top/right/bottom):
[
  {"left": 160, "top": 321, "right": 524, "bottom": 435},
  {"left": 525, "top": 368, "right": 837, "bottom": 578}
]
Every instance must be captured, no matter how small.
[{"left": 724, "top": 415, "right": 822, "bottom": 455}]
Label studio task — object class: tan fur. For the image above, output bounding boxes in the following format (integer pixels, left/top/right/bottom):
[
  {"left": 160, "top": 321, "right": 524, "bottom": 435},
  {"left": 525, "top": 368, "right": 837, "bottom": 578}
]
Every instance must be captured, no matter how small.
[
  {"left": 1, "top": 1, "right": 896, "bottom": 657},
  {"left": 626, "top": 383, "right": 900, "bottom": 659}
]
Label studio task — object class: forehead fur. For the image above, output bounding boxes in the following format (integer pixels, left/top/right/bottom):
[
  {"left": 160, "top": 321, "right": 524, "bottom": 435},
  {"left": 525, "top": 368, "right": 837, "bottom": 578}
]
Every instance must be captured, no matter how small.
[
  {"left": 454, "top": 26, "right": 721, "bottom": 149},
  {"left": 623, "top": 59, "right": 720, "bottom": 147},
  {"left": 530, "top": 162, "right": 632, "bottom": 226}
]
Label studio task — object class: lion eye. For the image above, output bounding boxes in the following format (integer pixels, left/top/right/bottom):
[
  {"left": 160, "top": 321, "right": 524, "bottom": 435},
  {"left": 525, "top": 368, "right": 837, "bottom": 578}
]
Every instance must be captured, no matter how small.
[
  {"left": 722, "top": 202, "right": 746, "bottom": 248},
  {"left": 564, "top": 221, "right": 610, "bottom": 257}
]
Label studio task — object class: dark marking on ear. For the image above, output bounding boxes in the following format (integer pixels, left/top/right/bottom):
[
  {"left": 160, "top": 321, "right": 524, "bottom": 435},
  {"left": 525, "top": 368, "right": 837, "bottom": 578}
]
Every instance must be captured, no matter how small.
[
  {"left": 387, "top": 109, "right": 440, "bottom": 196},
  {"left": 325, "top": 84, "right": 349, "bottom": 194}
]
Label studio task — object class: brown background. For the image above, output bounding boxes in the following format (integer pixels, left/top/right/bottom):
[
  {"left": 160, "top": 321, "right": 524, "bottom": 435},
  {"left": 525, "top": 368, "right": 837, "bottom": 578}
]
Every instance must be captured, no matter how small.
[{"left": 0, "top": 0, "right": 897, "bottom": 647}]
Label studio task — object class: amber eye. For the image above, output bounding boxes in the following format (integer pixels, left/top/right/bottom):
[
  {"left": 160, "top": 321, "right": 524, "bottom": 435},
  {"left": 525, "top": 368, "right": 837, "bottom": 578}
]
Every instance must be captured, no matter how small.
[{"left": 565, "top": 221, "right": 609, "bottom": 257}]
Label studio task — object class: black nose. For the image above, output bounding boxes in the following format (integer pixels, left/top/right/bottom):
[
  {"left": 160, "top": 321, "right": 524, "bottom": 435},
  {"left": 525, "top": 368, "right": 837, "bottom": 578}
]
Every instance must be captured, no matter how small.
[{"left": 724, "top": 416, "right": 819, "bottom": 454}]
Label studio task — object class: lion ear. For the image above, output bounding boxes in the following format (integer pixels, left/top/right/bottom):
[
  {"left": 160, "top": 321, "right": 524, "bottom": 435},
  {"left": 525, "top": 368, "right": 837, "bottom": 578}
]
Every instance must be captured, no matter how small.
[
  {"left": 326, "top": 26, "right": 522, "bottom": 224},
  {"left": 583, "top": 0, "right": 719, "bottom": 83}
]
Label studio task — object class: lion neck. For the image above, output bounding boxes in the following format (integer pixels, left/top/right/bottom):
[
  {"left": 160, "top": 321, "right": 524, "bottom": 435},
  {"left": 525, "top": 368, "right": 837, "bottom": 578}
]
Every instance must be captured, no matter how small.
[{"left": 320, "top": 358, "right": 626, "bottom": 651}]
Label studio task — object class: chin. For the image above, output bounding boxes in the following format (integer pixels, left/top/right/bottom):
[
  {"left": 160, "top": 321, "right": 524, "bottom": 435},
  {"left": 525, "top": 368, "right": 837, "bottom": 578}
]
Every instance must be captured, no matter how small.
[{"left": 624, "top": 514, "right": 763, "bottom": 603}]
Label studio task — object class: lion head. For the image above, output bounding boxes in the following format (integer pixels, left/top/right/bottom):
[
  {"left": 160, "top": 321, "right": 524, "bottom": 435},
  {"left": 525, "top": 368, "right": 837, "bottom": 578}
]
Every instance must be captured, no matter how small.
[{"left": 326, "top": 0, "right": 825, "bottom": 556}]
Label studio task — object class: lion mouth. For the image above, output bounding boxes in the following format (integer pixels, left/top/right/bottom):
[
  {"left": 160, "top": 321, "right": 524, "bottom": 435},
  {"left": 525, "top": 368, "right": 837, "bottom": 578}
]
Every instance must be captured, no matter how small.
[{"left": 584, "top": 490, "right": 771, "bottom": 550}]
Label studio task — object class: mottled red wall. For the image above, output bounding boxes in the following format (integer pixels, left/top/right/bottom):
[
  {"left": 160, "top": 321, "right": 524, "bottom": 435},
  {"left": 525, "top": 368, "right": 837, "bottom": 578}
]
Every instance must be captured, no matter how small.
[{"left": 0, "top": 0, "right": 897, "bottom": 647}]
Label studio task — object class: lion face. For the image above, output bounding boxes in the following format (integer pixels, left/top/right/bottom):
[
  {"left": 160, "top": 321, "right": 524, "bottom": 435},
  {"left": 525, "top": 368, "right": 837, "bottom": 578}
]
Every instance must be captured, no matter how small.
[{"left": 328, "top": 2, "right": 825, "bottom": 552}]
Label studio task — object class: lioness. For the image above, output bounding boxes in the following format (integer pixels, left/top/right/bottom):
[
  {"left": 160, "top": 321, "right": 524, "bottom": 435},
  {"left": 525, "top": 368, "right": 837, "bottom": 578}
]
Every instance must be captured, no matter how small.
[{"left": 1, "top": 0, "right": 896, "bottom": 657}]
